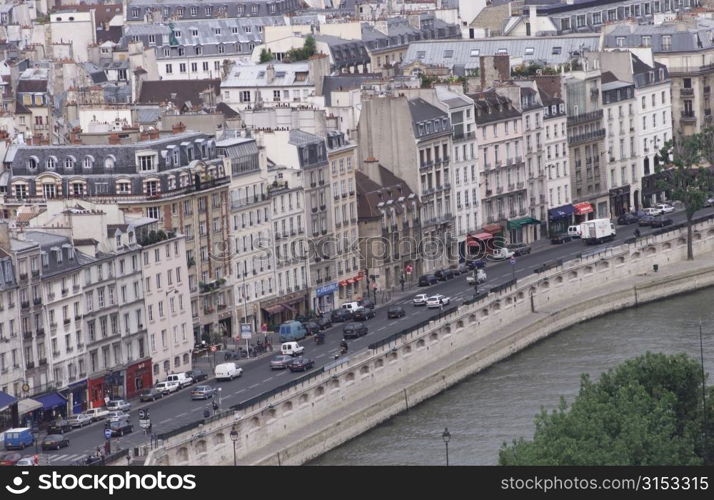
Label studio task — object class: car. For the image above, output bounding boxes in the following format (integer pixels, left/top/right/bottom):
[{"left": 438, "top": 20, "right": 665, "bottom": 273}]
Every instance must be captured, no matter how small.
[
  {"left": 443, "top": 269, "right": 456, "bottom": 279},
  {"left": 567, "top": 225, "right": 582, "bottom": 239},
  {"left": 352, "top": 307, "right": 375, "bottom": 321},
  {"left": 0, "top": 452, "right": 22, "bottom": 465},
  {"left": 434, "top": 269, "right": 448, "bottom": 281},
  {"left": 106, "top": 399, "right": 131, "bottom": 412},
  {"left": 330, "top": 308, "right": 353, "bottom": 323},
  {"left": 186, "top": 369, "right": 208, "bottom": 383},
  {"left": 287, "top": 357, "right": 315, "bottom": 372},
  {"left": 83, "top": 407, "right": 109, "bottom": 422},
  {"left": 166, "top": 373, "right": 193, "bottom": 389},
  {"left": 341, "top": 302, "right": 362, "bottom": 313},
  {"left": 106, "top": 410, "right": 129, "bottom": 423},
  {"left": 302, "top": 321, "right": 321, "bottom": 335},
  {"left": 642, "top": 207, "right": 660, "bottom": 216},
  {"left": 316, "top": 316, "right": 333, "bottom": 330},
  {"left": 426, "top": 295, "right": 451, "bottom": 308},
  {"left": 343, "top": 322, "right": 368, "bottom": 339},
  {"left": 68, "top": 413, "right": 93, "bottom": 428},
  {"left": 413, "top": 293, "right": 428, "bottom": 306},
  {"left": 457, "top": 263, "right": 469, "bottom": 274},
  {"left": 550, "top": 233, "right": 572, "bottom": 244},
  {"left": 47, "top": 419, "right": 72, "bottom": 434},
  {"left": 270, "top": 354, "right": 294, "bottom": 370},
  {"left": 466, "top": 259, "right": 486, "bottom": 270},
  {"left": 15, "top": 456, "right": 38, "bottom": 466},
  {"left": 509, "top": 243, "right": 532, "bottom": 256},
  {"left": 650, "top": 216, "right": 674, "bottom": 228},
  {"left": 139, "top": 388, "right": 164, "bottom": 402},
  {"left": 655, "top": 203, "right": 675, "bottom": 214},
  {"left": 155, "top": 380, "right": 180, "bottom": 394},
  {"left": 280, "top": 341, "right": 304, "bottom": 357},
  {"left": 293, "top": 314, "right": 315, "bottom": 323},
  {"left": 638, "top": 215, "right": 656, "bottom": 227},
  {"left": 617, "top": 212, "right": 640, "bottom": 225},
  {"left": 387, "top": 306, "right": 406, "bottom": 318},
  {"left": 41, "top": 434, "right": 69, "bottom": 451},
  {"left": 215, "top": 363, "right": 242, "bottom": 381},
  {"left": 108, "top": 419, "right": 133, "bottom": 437},
  {"left": 418, "top": 274, "right": 438, "bottom": 286},
  {"left": 190, "top": 385, "right": 215, "bottom": 400},
  {"left": 358, "top": 298, "right": 376, "bottom": 310},
  {"left": 706, "top": 196, "right": 714, "bottom": 208}
]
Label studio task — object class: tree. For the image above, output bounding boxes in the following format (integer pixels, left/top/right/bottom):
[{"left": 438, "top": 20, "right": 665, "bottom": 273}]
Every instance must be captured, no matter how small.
[
  {"left": 259, "top": 48, "right": 273, "bottom": 63},
  {"left": 499, "top": 352, "right": 714, "bottom": 465},
  {"left": 284, "top": 35, "right": 317, "bottom": 62},
  {"left": 656, "top": 134, "right": 713, "bottom": 260}
]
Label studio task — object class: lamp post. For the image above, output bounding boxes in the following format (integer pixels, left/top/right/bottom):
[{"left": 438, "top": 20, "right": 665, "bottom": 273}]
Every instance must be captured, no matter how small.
[
  {"left": 441, "top": 427, "right": 451, "bottom": 466},
  {"left": 230, "top": 425, "right": 238, "bottom": 466}
]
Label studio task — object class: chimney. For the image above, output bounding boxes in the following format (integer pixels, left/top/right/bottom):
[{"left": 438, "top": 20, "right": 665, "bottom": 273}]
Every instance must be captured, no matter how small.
[
  {"left": 108, "top": 133, "right": 121, "bottom": 144},
  {"left": 308, "top": 53, "right": 330, "bottom": 96},
  {"left": 140, "top": 130, "right": 150, "bottom": 141},
  {"left": 266, "top": 63, "right": 275, "bottom": 84},
  {"left": 172, "top": 122, "right": 186, "bottom": 134},
  {"left": 0, "top": 221, "right": 10, "bottom": 251},
  {"left": 149, "top": 129, "right": 160, "bottom": 140}
]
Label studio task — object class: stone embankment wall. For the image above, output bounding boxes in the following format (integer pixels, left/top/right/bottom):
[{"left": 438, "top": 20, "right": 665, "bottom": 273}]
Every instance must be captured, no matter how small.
[{"left": 142, "top": 220, "right": 714, "bottom": 466}]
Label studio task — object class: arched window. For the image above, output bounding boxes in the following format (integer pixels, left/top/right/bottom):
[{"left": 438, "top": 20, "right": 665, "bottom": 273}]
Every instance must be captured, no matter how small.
[
  {"left": 46, "top": 156, "right": 57, "bottom": 170},
  {"left": 83, "top": 155, "right": 94, "bottom": 169},
  {"left": 26, "top": 157, "right": 38, "bottom": 170},
  {"left": 64, "top": 156, "right": 75, "bottom": 170},
  {"left": 104, "top": 155, "right": 115, "bottom": 169}
]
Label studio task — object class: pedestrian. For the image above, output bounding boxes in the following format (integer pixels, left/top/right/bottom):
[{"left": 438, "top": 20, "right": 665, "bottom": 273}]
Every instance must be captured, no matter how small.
[
  {"left": 96, "top": 447, "right": 102, "bottom": 458},
  {"left": 104, "top": 394, "right": 110, "bottom": 407},
  {"left": 439, "top": 298, "right": 444, "bottom": 311},
  {"left": 267, "top": 340, "right": 273, "bottom": 352},
  {"left": 634, "top": 228, "right": 641, "bottom": 238},
  {"left": 400, "top": 277, "right": 405, "bottom": 292}
]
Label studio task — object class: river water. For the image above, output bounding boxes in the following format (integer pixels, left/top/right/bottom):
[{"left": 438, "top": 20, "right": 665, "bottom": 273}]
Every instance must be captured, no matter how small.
[{"left": 309, "top": 287, "right": 714, "bottom": 465}]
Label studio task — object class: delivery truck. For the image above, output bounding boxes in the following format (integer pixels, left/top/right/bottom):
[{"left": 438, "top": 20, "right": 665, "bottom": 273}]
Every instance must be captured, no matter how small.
[{"left": 580, "top": 218, "right": 616, "bottom": 245}]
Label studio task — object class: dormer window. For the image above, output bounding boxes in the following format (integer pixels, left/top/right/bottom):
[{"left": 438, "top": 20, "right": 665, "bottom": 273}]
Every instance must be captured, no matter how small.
[
  {"left": 46, "top": 156, "right": 57, "bottom": 170},
  {"left": 64, "top": 156, "right": 75, "bottom": 170},
  {"left": 41, "top": 251, "right": 48, "bottom": 267},
  {"left": 83, "top": 155, "right": 94, "bottom": 169},
  {"left": 26, "top": 157, "right": 38, "bottom": 170},
  {"left": 138, "top": 153, "right": 156, "bottom": 172},
  {"left": 104, "top": 155, "right": 115, "bottom": 169}
]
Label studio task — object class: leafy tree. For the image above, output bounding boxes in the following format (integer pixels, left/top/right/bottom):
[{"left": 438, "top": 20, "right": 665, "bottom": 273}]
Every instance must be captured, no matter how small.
[
  {"left": 656, "top": 134, "right": 713, "bottom": 260},
  {"left": 499, "top": 352, "right": 713, "bottom": 465},
  {"left": 259, "top": 48, "right": 273, "bottom": 63},
  {"left": 284, "top": 35, "right": 317, "bottom": 62}
]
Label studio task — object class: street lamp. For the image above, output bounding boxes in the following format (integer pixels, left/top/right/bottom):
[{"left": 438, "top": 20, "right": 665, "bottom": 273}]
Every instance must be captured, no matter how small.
[
  {"left": 441, "top": 427, "right": 451, "bottom": 466},
  {"left": 230, "top": 425, "right": 238, "bottom": 466}
]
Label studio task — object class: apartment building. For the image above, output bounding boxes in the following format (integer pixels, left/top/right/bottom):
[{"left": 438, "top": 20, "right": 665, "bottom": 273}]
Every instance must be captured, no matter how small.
[
  {"left": 0, "top": 240, "right": 22, "bottom": 404},
  {"left": 125, "top": 0, "right": 303, "bottom": 23}
]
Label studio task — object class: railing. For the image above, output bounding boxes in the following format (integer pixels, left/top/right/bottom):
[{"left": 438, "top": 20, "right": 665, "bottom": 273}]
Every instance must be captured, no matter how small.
[
  {"left": 567, "top": 109, "right": 603, "bottom": 126},
  {"left": 568, "top": 128, "right": 606, "bottom": 146},
  {"left": 680, "top": 88, "right": 694, "bottom": 96},
  {"left": 681, "top": 111, "right": 697, "bottom": 122},
  {"left": 453, "top": 131, "right": 475, "bottom": 142}
]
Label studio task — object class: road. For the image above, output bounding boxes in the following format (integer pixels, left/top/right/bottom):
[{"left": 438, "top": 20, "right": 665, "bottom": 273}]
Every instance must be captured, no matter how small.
[{"left": 39, "top": 207, "right": 707, "bottom": 464}]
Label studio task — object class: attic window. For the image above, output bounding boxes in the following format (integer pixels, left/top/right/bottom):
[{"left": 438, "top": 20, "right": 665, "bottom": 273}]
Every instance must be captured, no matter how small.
[
  {"left": 470, "top": 49, "right": 479, "bottom": 57},
  {"left": 497, "top": 48, "right": 507, "bottom": 54},
  {"left": 416, "top": 51, "right": 426, "bottom": 59},
  {"left": 552, "top": 46, "right": 562, "bottom": 55},
  {"left": 191, "top": 29, "right": 198, "bottom": 37},
  {"left": 524, "top": 47, "right": 534, "bottom": 56},
  {"left": 443, "top": 49, "right": 453, "bottom": 58},
  {"left": 232, "top": 27, "right": 238, "bottom": 34}
]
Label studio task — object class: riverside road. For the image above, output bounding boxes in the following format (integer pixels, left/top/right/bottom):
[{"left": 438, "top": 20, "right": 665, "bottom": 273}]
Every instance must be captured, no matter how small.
[{"left": 39, "top": 207, "right": 709, "bottom": 464}]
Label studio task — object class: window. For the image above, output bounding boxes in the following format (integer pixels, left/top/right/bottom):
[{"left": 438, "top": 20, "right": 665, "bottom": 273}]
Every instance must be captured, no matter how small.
[
  {"left": 469, "top": 49, "right": 479, "bottom": 57},
  {"left": 179, "top": 63, "right": 186, "bottom": 73},
  {"left": 642, "top": 35, "right": 651, "bottom": 47},
  {"left": 524, "top": 47, "right": 534, "bottom": 56},
  {"left": 552, "top": 46, "right": 561, "bottom": 55},
  {"left": 165, "top": 64, "right": 173, "bottom": 74},
  {"left": 662, "top": 35, "right": 672, "bottom": 51},
  {"left": 616, "top": 37, "right": 625, "bottom": 48}
]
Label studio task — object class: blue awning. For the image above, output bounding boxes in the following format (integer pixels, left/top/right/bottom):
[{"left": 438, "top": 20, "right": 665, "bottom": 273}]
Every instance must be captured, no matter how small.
[
  {"left": 35, "top": 392, "right": 67, "bottom": 411},
  {"left": 548, "top": 204, "right": 575, "bottom": 221},
  {"left": 0, "top": 391, "right": 17, "bottom": 412}
]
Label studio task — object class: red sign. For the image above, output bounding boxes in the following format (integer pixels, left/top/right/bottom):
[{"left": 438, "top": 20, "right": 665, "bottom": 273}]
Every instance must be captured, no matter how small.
[
  {"left": 339, "top": 280, "right": 348, "bottom": 287},
  {"left": 210, "top": 345, "right": 217, "bottom": 352},
  {"left": 372, "top": 283, "right": 377, "bottom": 289},
  {"left": 405, "top": 264, "right": 413, "bottom": 274}
]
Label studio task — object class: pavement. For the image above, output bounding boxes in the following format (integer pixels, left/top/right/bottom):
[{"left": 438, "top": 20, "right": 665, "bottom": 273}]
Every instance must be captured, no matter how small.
[{"left": 35, "top": 205, "right": 708, "bottom": 465}]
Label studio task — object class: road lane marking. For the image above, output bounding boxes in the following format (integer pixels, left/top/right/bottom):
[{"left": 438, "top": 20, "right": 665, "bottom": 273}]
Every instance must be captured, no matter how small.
[
  {"left": 176, "top": 412, "right": 187, "bottom": 417},
  {"left": 190, "top": 407, "right": 202, "bottom": 412},
  {"left": 377, "top": 327, "right": 385, "bottom": 331},
  {"left": 248, "top": 383, "right": 259, "bottom": 389},
  {"left": 159, "top": 419, "right": 171, "bottom": 424},
  {"left": 262, "top": 377, "right": 272, "bottom": 383},
  {"left": 274, "top": 371, "right": 286, "bottom": 376},
  {"left": 316, "top": 354, "right": 325, "bottom": 359}
]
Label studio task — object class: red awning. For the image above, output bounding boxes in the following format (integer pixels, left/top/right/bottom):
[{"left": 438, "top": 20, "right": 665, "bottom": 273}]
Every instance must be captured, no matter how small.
[
  {"left": 482, "top": 224, "right": 503, "bottom": 234},
  {"left": 574, "top": 202, "right": 593, "bottom": 215},
  {"left": 339, "top": 280, "right": 349, "bottom": 287},
  {"left": 472, "top": 232, "right": 493, "bottom": 241},
  {"left": 354, "top": 275, "right": 363, "bottom": 281},
  {"left": 347, "top": 278, "right": 356, "bottom": 284},
  {"left": 467, "top": 240, "right": 479, "bottom": 247}
]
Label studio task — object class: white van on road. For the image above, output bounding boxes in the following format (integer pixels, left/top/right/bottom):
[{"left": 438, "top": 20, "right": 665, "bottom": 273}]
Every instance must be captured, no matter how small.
[
  {"left": 214, "top": 362, "right": 243, "bottom": 381},
  {"left": 166, "top": 372, "right": 193, "bottom": 389}
]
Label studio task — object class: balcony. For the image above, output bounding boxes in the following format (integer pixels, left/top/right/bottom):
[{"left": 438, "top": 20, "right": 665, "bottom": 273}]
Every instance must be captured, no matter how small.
[
  {"left": 36, "top": 328, "right": 44, "bottom": 337},
  {"left": 568, "top": 128, "right": 606, "bottom": 146},
  {"left": 19, "top": 273, "right": 27, "bottom": 282},
  {"left": 706, "top": 86, "right": 711, "bottom": 95},
  {"left": 567, "top": 109, "right": 603, "bottom": 126},
  {"left": 31, "top": 270, "right": 40, "bottom": 278},
  {"left": 33, "top": 297, "right": 41, "bottom": 306},
  {"left": 496, "top": 186, "right": 504, "bottom": 194},
  {"left": 681, "top": 111, "right": 697, "bottom": 123},
  {"left": 419, "top": 160, "right": 434, "bottom": 170},
  {"left": 39, "top": 358, "right": 47, "bottom": 366},
  {"left": 26, "top": 361, "right": 34, "bottom": 369},
  {"left": 23, "top": 331, "right": 32, "bottom": 339},
  {"left": 21, "top": 301, "right": 29, "bottom": 310},
  {"left": 680, "top": 87, "right": 694, "bottom": 96},
  {"left": 61, "top": 288, "right": 68, "bottom": 296},
  {"left": 64, "top": 318, "right": 71, "bottom": 325},
  {"left": 453, "top": 131, "right": 475, "bottom": 143}
]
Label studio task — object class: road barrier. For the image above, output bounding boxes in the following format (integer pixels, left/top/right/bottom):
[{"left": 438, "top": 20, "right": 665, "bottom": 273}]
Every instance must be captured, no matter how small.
[
  {"left": 489, "top": 279, "right": 516, "bottom": 295},
  {"left": 231, "top": 367, "right": 325, "bottom": 412},
  {"left": 368, "top": 305, "right": 458, "bottom": 350}
]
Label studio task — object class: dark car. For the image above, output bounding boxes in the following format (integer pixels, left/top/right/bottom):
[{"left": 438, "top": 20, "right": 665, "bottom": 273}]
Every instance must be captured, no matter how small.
[
  {"left": 434, "top": 269, "right": 448, "bottom": 281},
  {"left": 0, "top": 452, "right": 22, "bottom": 465},
  {"left": 387, "top": 306, "right": 406, "bottom": 319},
  {"left": 186, "top": 369, "right": 208, "bottom": 383},
  {"left": 617, "top": 212, "right": 640, "bottom": 225},
  {"left": 466, "top": 259, "right": 486, "bottom": 270},
  {"left": 650, "top": 216, "right": 674, "bottom": 228},
  {"left": 294, "top": 314, "right": 315, "bottom": 323},
  {"left": 330, "top": 309, "right": 353, "bottom": 323},
  {"left": 287, "top": 357, "right": 315, "bottom": 372},
  {"left": 509, "top": 243, "right": 532, "bottom": 256},
  {"left": 443, "top": 269, "right": 456, "bottom": 279},
  {"left": 270, "top": 354, "right": 294, "bottom": 370},
  {"left": 638, "top": 215, "right": 656, "bottom": 227},
  {"left": 343, "top": 322, "right": 368, "bottom": 339},
  {"left": 47, "top": 419, "right": 72, "bottom": 434},
  {"left": 109, "top": 419, "right": 133, "bottom": 437},
  {"left": 139, "top": 388, "right": 164, "bottom": 402},
  {"left": 41, "top": 434, "right": 69, "bottom": 451},
  {"left": 302, "top": 321, "right": 321, "bottom": 335},
  {"left": 316, "top": 316, "right": 333, "bottom": 330},
  {"left": 418, "top": 274, "right": 438, "bottom": 286},
  {"left": 352, "top": 308, "right": 375, "bottom": 321},
  {"left": 550, "top": 233, "right": 572, "bottom": 244},
  {"left": 358, "top": 298, "right": 375, "bottom": 310}
]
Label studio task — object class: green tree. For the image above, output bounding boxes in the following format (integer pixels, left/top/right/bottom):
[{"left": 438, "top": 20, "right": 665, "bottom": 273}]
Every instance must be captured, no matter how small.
[
  {"left": 656, "top": 134, "right": 713, "bottom": 260},
  {"left": 284, "top": 35, "right": 317, "bottom": 62},
  {"left": 499, "top": 353, "right": 713, "bottom": 465},
  {"left": 259, "top": 48, "right": 273, "bottom": 63}
]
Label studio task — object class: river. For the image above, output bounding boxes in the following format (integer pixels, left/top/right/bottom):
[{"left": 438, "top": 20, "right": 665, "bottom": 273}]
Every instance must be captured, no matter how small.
[{"left": 309, "top": 287, "right": 714, "bottom": 465}]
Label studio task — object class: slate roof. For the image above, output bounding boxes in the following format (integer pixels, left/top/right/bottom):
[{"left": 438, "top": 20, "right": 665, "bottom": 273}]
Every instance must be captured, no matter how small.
[
  {"left": 138, "top": 79, "right": 221, "bottom": 109},
  {"left": 216, "top": 102, "right": 239, "bottom": 118},
  {"left": 321, "top": 74, "right": 381, "bottom": 105},
  {"left": 469, "top": 89, "right": 521, "bottom": 124},
  {"left": 222, "top": 62, "right": 312, "bottom": 88},
  {"left": 356, "top": 166, "right": 417, "bottom": 220},
  {"left": 407, "top": 98, "right": 451, "bottom": 140},
  {"left": 603, "top": 19, "right": 714, "bottom": 53}
]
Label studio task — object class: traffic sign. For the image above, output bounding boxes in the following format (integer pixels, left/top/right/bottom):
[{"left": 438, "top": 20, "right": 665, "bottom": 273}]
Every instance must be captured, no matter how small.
[
  {"left": 138, "top": 409, "right": 146, "bottom": 419},
  {"left": 510, "top": 256, "right": 516, "bottom": 265},
  {"left": 210, "top": 345, "right": 217, "bottom": 352},
  {"left": 104, "top": 428, "right": 112, "bottom": 439},
  {"left": 139, "top": 419, "right": 151, "bottom": 429}
]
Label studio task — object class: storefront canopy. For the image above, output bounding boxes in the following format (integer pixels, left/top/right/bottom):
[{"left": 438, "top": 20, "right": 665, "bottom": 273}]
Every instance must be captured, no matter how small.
[
  {"left": 35, "top": 392, "right": 67, "bottom": 411},
  {"left": 574, "top": 202, "right": 594, "bottom": 215},
  {"left": 482, "top": 223, "right": 503, "bottom": 234},
  {"left": 17, "top": 398, "right": 42, "bottom": 415},
  {"left": 507, "top": 217, "right": 541, "bottom": 230},
  {"left": 471, "top": 232, "right": 493, "bottom": 241},
  {"left": 0, "top": 391, "right": 17, "bottom": 412},
  {"left": 548, "top": 204, "right": 575, "bottom": 221},
  {"left": 263, "top": 304, "right": 285, "bottom": 315}
]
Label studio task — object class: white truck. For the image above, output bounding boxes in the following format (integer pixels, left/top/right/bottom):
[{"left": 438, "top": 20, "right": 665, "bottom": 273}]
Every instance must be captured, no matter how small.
[
  {"left": 580, "top": 218, "right": 616, "bottom": 245},
  {"left": 465, "top": 269, "right": 487, "bottom": 285}
]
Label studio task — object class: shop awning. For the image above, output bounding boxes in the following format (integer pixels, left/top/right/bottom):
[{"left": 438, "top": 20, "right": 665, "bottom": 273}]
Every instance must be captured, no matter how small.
[
  {"left": 482, "top": 223, "right": 503, "bottom": 234},
  {"left": 548, "top": 204, "right": 575, "bottom": 220},
  {"left": 507, "top": 217, "right": 541, "bottom": 230},
  {"left": 574, "top": 202, "right": 594, "bottom": 215},
  {"left": 0, "top": 391, "right": 17, "bottom": 412},
  {"left": 17, "top": 398, "right": 42, "bottom": 415},
  {"left": 262, "top": 304, "right": 285, "bottom": 315},
  {"left": 467, "top": 240, "right": 479, "bottom": 247},
  {"left": 471, "top": 232, "right": 493, "bottom": 241},
  {"left": 35, "top": 392, "right": 67, "bottom": 411},
  {"left": 282, "top": 303, "right": 296, "bottom": 313}
]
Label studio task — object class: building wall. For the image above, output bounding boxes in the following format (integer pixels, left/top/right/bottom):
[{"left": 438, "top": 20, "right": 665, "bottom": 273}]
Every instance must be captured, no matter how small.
[{"left": 49, "top": 11, "right": 95, "bottom": 63}]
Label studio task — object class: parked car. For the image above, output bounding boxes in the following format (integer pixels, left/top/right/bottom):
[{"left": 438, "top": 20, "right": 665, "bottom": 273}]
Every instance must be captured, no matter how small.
[
  {"left": 509, "top": 243, "right": 532, "bottom": 256},
  {"left": 2, "top": 428, "right": 33, "bottom": 450},
  {"left": 15, "top": 456, "right": 38, "bottom": 466},
  {"left": 567, "top": 225, "right": 582, "bottom": 239},
  {"left": 638, "top": 215, "right": 656, "bottom": 227},
  {"left": 302, "top": 321, "right": 321, "bottom": 335},
  {"left": 106, "top": 411, "right": 129, "bottom": 423},
  {"left": 434, "top": 269, "right": 448, "bottom": 281},
  {"left": 413, "top": 293, "right": 429, "bottom": 306},
  {"left": 83, "top": 407, "right": 109, "bottom": 422},
  {"left": 278, "top": 320, "right": 307, "bottom": 342},
  {"left": 650, "top": 216, "right": 674, "bottom": 228},
  {"left": 352, "top": 307, "right": 375, "bottom": 321},
  {"left": 106, "top": 399, "right": 131, "bottom": 412},
  {"left": 550, "top": 233, "right": 572, "bottom": 244},
  {"left": 190, "top": 385, "right": 215, "bottom": 400},
  {"left": 330, "top": 309, "right": 353, "bottom": 323},
  {"left": 387, "top": 306, "right": 406, "bottom": 318},
  {"left": 491, "top": 247, "right": 515, "bottom": 260},
  {"left": 341, "top": 301, "right": 362, "bottom": 313},
  {"left": 270, "top": 354, "right": 293, "bottom": 370},
  {"left": 343, "top": 322, "right": 368, "bottom": 339},
  {"left": 418, "top": 274, "right": 438, "bottom": 286},
  {"left": 426, "top": 295, "right": 451, "bottom": 308},
  {"left": 316, "top": 316, "right": 333, "bottom": 330},
  {"left": 108, "top": 418, "right": 133, "bottom": 437},
  {"left": 457, "top": 263, "right": 469, "bottom": 274},
  {"left": 466, "top": 269, "right": 487, "bottom": 285},
  {"left": 642, "top": 207, "right": 660, "bottom": 216},
  {"left": 0, "top": 452, "right": 23, "bottom": 465},
  {"left": 617, "top": 212, "right": 640, "bottom": 225},
  {"left": 655, "top": 203, "right": 675, "bottom": 214},
  {"left": 166, "top": 373, "right": 193, "bottom": 389},
  {"left": 466, "top": 259, "right": 486, "bottom": 270},
  {"left": 47, "top": 419, "right": 72, "bottom": 434},
  {"left": 139, "top": 388, "right": 164, "bottom": 402},
  {"left": 358, "top": 298, "right": 376, "bottom": 310},
  {"left": 68, "top": 413, "right": 93, "bottom": 428},
  {"left": 705, "top": 196, "right": 714, "bottom": 207},
  {"left": 41, "top": 434, "right": 69, "bottom": 451},
  {"left": 287, "top": 357, "right": 315, "bottom": 372},
  {"left": 155, "top": 380, "right": 180, "bottom": 394},
  {"left": 186, "top": 369, "right": 208, "bottom": 383}
]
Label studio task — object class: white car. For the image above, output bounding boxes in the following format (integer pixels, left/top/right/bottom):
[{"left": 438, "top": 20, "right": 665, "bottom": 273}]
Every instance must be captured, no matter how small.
[
  {"left": 15, "top": 457, "right": 37, "bottom": 466},
  {"left": 68, "top": 413, "right": 93, "bottom": 428},
  {"left": 106, "top": 399, "right": 131, "bottom": 412},
  {"left": 426, "top": 295, "right": 450, "bottom": 308},
  {"left": 106, "top": 410, "right": 129, "bottom": 423},
  {"left": 155, "top": 380, "right": 180, "bottom": 394},
  {"left": 655, "top": 203, "right": 675, "bottom": 214},
  {"left": 413, "top": 293, "right": 429, "bottom": 306},
  {"left": 642, "top": 207, "right": 660, "bottom": 216},
  {"left": 83, "top": 407, "right": 109, "bottom": 422}
]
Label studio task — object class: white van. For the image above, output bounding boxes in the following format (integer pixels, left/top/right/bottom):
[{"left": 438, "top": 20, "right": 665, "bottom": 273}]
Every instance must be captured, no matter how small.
[
  {"left": 214, "top": 362, "right": 243, "bottom": 381},
  {"left": 280, "top": 341, "right": 305, "bottom": 357},
  {"left": 341, "top": 302, "right": 361, "bottom": 312},
  {"left": 166, "top": 372, "right": 193, "bottom": 389},
  {"left": 567, "top": 225, "right": 582, "bottom": 239}
]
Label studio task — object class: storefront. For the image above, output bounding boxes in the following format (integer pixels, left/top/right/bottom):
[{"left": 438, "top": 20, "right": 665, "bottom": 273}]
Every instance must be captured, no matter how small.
[
  {"left": 507, "top": 217, "right": 540, "bottom": 244},
  {"left": 573, "top": 202, "right": 594, "bottom": 223},
  {"left": 609, "top": 186, "right": 631, "bottom": 218},
  {"left": 87, "top": 375, "right": 106, "bottom": 409},
  {"left": 66, "top": 380, "right": 87, "bottom": 415},
  {"left": 465, "top": 232, "right": 493, "bottom": 260},
  {"left": 126, "top": 360, "right": 153, "bottom": 400},
  {"left": 0, "top": 391, "right": 19, "bottom": 429},
  {"left": 315, "top": 282, "right": 338, "bottom": 313},
  {"left": 17, "top": 398, "right": 41, "bottom": 427},
  {"left": 548, "top": 204, "right": 575, "bottom": 236},
  {"left": 261, "top": 290, "right": 309, "bottom": 327},
  {"left": 33, "top": 392, "right": 68, "bottom": 422}
]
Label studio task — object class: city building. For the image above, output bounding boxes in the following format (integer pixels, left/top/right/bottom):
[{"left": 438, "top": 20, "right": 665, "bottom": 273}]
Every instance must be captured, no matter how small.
[{"left": 125, "top": 0, "right": 304, "bottom": 23}]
